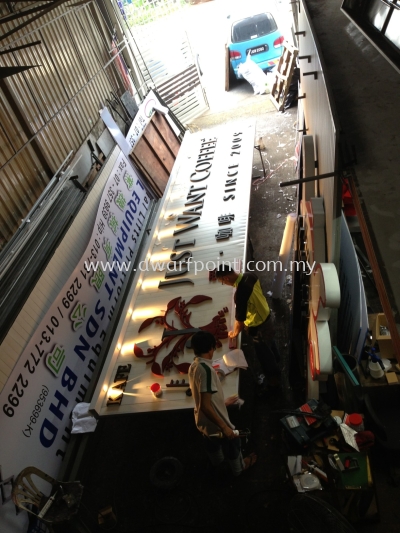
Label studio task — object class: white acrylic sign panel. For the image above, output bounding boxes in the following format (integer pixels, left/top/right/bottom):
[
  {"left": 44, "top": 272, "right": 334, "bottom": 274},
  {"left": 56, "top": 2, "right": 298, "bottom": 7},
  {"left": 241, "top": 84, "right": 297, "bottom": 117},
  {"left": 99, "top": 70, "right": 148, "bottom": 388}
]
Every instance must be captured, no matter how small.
[
  {"left": 0, "top": 151, "right": 149, "bottom": 532},
  {"left": 125, "top": 90, "right": 163, "bottom": 150},
  {"left": 339, "top": 213, "right": 369, "bottom": 361},
  {"left": 90, "top": 121, "right": 256, "bottom": 416}
]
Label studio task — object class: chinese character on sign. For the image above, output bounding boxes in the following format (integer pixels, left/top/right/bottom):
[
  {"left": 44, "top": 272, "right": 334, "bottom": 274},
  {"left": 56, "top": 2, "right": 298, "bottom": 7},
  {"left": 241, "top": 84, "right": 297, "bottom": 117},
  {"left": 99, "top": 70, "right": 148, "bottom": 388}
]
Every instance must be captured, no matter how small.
[
  {"left": 215, "top": 228, "right": 233, "bottom": 240},
  {"left": 97, "top": 219, "right": 105, "bottom": 235},
  {"left": 108, "top": 212, "right": 119, "bottom": 235},
  {"left": 107, "top": 187, "right": 115, "bottom": 202},
  {"left": 102, "top": 200, "right": 110, "bottom": 219},
  {"left": 103, "top": 237, "right": 112, "bottom": 260},
  {"left": 218, "top": 214, "right": 235, "bottom": 225},
  {"left": 70, "top": 302, "right": 87, "bottom": 331},
  {"left": 90, "top": 269, "right": 105, "bottom": 292},
  {"left": 115, "top": 190, "right": 126, "bottom": 211},
  {"left": 124, "top": 172, "right": 134, "bottom": 190},
  {"left": 46, "top": 345, "right": 66, "bottom": 377}
]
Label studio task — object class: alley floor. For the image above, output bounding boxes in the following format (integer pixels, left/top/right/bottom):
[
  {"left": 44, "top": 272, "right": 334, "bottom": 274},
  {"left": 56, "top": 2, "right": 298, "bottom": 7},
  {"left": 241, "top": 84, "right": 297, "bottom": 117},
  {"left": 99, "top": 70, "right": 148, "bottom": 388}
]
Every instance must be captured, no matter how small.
[
  {"left": 63, "top": 88, "right": 399, "bottom": 533},
  {"left": 69, "top": 99, "right": 302, "bottom": 533}
]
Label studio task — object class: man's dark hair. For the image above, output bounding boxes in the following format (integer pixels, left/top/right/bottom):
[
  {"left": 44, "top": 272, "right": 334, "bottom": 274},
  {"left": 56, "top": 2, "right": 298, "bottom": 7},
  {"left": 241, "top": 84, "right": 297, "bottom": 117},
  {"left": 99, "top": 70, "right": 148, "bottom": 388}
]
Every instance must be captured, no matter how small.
[
  {"left": 191, "top": 331, "right": 216, "bottom": 356},
  {"left": 215, "top": 264, "right": 234, "bottom": 278}
]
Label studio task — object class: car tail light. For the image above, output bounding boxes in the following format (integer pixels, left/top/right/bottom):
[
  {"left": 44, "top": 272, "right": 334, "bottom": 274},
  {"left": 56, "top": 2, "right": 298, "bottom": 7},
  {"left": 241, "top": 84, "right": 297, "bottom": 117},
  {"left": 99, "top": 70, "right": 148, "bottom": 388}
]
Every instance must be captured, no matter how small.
[
  {"left": 273, "top": 36, "right": 284, "bottom": 48},
  {"left": 230, "top": 50, "right": 242, "bottom": 60}
]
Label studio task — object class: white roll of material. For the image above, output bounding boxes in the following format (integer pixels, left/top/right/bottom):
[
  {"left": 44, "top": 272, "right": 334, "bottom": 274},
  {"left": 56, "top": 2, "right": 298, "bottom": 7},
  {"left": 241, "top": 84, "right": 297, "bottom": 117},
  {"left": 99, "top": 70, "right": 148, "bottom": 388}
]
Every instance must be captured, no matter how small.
[{"left": 271, "top": 213, "right": 297, "bottom": 299}]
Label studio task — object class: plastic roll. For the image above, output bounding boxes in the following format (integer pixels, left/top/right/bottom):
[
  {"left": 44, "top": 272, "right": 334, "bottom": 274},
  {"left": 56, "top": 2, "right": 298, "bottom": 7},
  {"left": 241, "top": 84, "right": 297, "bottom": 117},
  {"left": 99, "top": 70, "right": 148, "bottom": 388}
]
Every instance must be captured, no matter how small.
[{"left": 271, "top": 213, "right": 297, "bottom": 299}]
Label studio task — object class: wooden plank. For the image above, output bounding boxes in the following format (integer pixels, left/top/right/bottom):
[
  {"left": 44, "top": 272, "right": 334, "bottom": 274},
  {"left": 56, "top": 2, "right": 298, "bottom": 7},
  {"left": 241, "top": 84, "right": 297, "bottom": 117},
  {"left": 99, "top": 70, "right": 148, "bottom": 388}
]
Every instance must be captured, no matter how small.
[
  {"left": 130, "top": 112, "right": 180, "bottom": 198},
  {"left": 270, "top": 41, "right": 298, "bottom": 112},
  {"left": 142, "top": 122, "right": 175, "bottom": 173},
  {"left": 225, "top": 44, "right": 230, "bottom": 92},
  {"left": 152, "top": 113, "right": 180, "bottom": 158},
  {"left": 129, "top": 155, "right": 162, "bottom": 198},
  {"left": 131, "top": 138, "right": 169, "bottom": 195},
  {"left": 275, "top": 71, "right": 289, "bottom": 81}
]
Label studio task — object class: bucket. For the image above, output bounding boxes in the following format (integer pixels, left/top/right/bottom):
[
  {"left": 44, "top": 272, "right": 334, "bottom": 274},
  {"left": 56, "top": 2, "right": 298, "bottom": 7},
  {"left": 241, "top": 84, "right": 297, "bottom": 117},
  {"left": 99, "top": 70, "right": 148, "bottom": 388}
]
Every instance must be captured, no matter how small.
[{"left": 369, "top": 361, "right": 384, "bottom": 379}]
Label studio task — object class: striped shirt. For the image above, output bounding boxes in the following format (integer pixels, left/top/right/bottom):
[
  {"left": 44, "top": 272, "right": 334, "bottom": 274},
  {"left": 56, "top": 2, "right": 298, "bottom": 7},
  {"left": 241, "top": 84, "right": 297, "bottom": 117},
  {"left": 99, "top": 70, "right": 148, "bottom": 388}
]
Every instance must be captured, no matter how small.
[{"left": 188, "top": 357, "right": 234, "bottom": 436}]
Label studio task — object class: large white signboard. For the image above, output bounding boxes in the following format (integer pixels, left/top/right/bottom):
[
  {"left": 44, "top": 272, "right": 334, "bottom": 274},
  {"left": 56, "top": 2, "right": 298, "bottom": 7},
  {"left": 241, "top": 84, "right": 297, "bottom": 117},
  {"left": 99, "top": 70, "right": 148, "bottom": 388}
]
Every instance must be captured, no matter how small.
[
  {"left": 90, "top": 121, "right": 256, "bottom": 416},
  {"left": 0, "top": 152, "right": 149, "bottom": 531}
]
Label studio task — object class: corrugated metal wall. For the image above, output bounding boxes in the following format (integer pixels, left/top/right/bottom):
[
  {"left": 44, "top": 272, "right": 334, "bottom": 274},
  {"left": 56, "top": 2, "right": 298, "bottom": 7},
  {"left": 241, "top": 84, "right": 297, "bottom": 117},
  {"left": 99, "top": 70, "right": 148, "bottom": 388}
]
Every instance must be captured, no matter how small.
[{"left": 0, "top": 1, "right": 137, "bottom": 250}]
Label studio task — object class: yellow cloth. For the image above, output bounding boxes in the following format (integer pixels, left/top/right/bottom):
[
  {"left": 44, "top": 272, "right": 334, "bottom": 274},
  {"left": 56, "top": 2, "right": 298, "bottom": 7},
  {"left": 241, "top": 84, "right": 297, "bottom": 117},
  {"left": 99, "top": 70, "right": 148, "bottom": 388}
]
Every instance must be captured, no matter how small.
[{"left": 234, "top": 273, "right": 270, "bottom": 328}]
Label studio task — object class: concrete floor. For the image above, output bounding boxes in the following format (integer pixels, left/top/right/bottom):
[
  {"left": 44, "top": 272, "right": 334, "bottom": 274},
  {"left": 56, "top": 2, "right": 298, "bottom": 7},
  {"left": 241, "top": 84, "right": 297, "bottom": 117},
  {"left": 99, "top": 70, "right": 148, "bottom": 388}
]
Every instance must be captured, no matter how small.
[
  {"left": 66, "top": 99, "right": 302, "bottom": 533},
  {"left": 66, "top": 91, "right": 400, "bottom": 533},
  {"left": 60, "top": 94, "right": 394, "bottom": 533}
]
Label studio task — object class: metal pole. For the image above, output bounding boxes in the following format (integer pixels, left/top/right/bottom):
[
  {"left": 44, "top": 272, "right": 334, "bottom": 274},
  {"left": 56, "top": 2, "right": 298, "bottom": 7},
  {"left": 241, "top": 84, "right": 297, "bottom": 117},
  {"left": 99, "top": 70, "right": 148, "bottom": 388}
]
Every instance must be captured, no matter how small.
[{"left": 280, "top": 170, "right": 339, "bottom": 187}]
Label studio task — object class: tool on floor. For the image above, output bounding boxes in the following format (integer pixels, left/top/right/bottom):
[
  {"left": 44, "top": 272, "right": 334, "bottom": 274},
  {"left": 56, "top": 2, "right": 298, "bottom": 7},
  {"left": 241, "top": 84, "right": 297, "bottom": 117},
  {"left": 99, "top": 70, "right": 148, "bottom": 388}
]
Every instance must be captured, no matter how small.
[
  {"left": 301, "top": 459, "right": 328, "bottom": 482},
  {"left": 343, "top": 457, "right": 359, "bottom": 472},
  {"left": 253, "top": 145, "right": 267, "bottom": 180},
  {"left": 329, "top": 453, "right": 345, "bottom": 472},
  {"left": 208, "top": 428, "right": 251, "bottom": 439}
]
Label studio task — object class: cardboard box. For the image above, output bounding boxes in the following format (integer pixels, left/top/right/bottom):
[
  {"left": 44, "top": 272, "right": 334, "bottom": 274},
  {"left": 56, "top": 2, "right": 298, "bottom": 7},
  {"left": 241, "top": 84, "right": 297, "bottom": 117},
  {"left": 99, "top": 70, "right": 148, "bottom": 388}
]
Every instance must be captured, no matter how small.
[
  {"left": 375, "top": 313, "right": 395, "bottom": 359},
  {"left": 386, "top": 372, "right": 399, "bottom": 385}
]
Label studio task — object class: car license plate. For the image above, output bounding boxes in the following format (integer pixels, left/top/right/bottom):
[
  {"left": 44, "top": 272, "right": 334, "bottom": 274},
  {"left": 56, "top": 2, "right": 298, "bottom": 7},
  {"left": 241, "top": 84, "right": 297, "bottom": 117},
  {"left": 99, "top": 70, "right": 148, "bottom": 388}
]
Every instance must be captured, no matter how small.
[{"left": 246, "top": 44, "right": 268, "bottom": 56}]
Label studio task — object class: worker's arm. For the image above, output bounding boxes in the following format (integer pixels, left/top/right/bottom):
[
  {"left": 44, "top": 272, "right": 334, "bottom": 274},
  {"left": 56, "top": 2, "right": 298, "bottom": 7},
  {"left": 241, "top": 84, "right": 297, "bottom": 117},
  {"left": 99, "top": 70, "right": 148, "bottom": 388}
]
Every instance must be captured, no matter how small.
[
  {"left": 200, "top": 392, "right": 235, "bottom": 439},
  {"left": 228, "top": 320, "right": 244, "bottom": 338}
]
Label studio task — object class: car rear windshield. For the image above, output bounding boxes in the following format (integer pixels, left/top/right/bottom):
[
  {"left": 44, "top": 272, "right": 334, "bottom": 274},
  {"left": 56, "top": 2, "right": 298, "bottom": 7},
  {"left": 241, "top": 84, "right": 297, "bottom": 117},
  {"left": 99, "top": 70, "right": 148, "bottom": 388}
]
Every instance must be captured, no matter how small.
[{"left": 231, "top": 13, "right": 278, "bottom": 43}]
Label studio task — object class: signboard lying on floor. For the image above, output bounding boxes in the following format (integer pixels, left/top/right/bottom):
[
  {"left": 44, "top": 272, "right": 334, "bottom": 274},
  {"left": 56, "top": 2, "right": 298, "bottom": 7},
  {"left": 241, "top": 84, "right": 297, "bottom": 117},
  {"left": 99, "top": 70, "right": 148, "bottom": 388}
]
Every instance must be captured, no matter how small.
[
  {"left": 0, "top": 150, "right": 150, "bottom": 532},
  {"left": 90, "top": 121, "right": 256, "bottom": 415}
]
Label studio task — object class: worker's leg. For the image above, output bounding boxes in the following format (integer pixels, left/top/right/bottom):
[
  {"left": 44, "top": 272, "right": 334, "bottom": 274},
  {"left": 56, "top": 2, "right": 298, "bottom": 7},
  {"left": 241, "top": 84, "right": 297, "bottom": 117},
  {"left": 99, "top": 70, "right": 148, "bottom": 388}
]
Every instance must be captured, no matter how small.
[
  {"left": 223, "top": 437, "right": 245, "bottom": 476},
  {"left": 203, "top": 435, "right": 224, "bottom": 466},
  {"left": 254, "top": 313, "right": 281, "bottom": 377}
]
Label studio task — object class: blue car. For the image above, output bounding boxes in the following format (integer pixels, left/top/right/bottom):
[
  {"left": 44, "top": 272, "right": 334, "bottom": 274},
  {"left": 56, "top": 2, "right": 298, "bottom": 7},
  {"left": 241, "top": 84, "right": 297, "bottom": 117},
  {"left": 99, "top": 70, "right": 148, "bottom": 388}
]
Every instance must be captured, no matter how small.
[{"left": 228, "top": 11, "right": 284, "bottom": 80}]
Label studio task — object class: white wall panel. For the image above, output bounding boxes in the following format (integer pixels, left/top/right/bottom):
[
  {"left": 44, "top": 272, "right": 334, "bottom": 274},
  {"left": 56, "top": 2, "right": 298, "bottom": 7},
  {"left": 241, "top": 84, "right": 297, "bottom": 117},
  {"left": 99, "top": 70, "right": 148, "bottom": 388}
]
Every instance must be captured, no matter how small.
[{"left": 298, "top": 1, "right": 340, "bottom": 264}]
